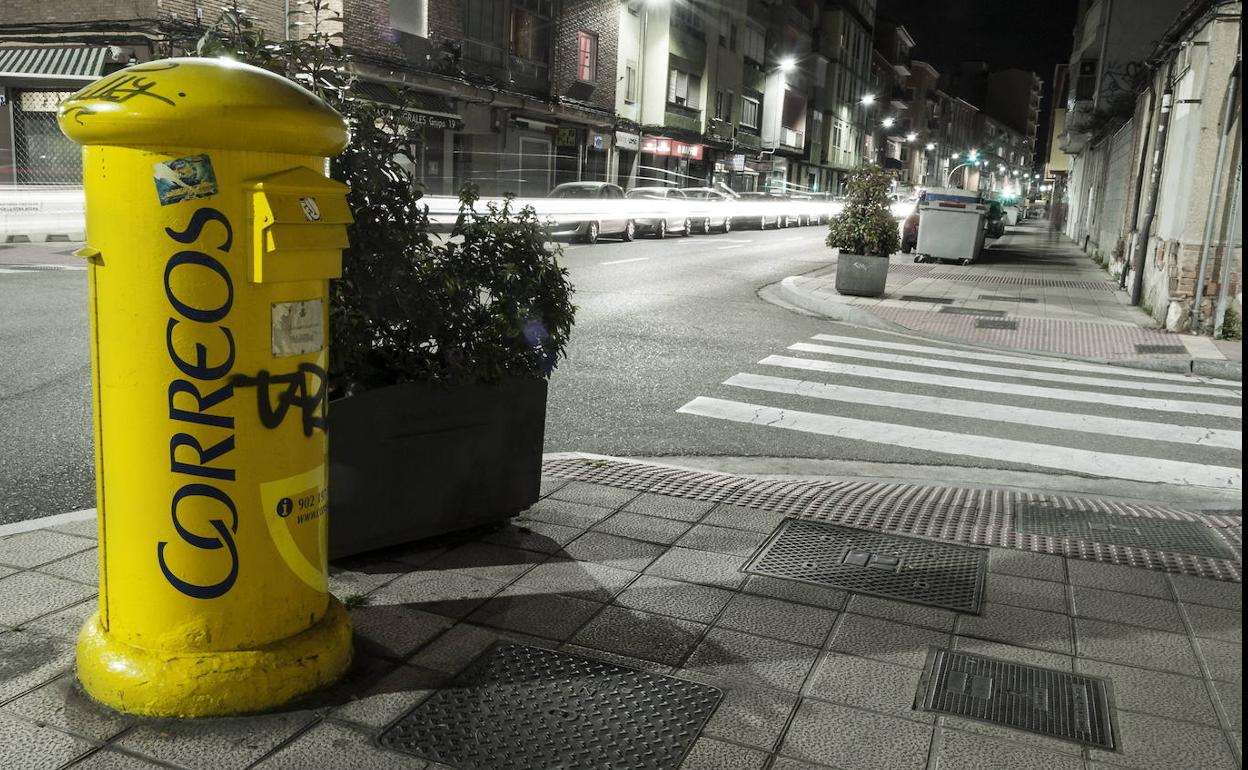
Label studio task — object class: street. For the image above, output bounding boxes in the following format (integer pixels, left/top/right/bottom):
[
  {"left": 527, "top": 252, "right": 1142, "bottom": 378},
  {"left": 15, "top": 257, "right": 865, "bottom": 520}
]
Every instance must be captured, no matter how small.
[{"left": 2, "top": 225, "right": 1240, "bottom": 524}]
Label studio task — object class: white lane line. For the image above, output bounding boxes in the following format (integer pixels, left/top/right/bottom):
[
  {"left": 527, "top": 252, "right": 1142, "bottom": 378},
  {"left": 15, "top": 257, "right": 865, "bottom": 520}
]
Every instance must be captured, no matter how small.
[
  {"left": 725, "top": 372, "right": 1242, "bottom": 450},
  {"left": 677, "top": 396, "right": 1241, "bottom": 489},
  {"left": 810, "top": 333, "right": 1240, "bottom": 389},
  {"left": 717, "top": 244, "right": 748, "bottom": 250},
  {"left": 790, "top": 342, "right": 1239, "bottom": 399},
  {"left": 0, "top": 507, "right": 95, "bottom": 537},
  {"left": 760, "top": 355, "right": 1242, "bottom": 418},
  {"left": 600, "top": 257, "right": 650, "bottom": 265}
]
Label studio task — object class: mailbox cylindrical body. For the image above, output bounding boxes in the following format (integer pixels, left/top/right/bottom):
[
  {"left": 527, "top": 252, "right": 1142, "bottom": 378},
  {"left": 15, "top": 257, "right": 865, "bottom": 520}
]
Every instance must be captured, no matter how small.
[{"left": 59, "top": 59, "right": 353, "bottom": 717}]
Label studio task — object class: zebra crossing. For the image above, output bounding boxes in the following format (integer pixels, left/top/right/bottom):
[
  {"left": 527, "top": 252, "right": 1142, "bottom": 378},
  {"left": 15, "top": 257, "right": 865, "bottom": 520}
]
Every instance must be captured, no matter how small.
[{"left": 677, "top": 332, "right": 1243, "bottom": 490}]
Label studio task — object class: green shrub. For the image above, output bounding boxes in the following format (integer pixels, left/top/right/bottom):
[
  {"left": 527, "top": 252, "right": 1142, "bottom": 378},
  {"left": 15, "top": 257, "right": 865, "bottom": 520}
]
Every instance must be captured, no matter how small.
[{"left": 826, "top": 164, "right": 900, "bottom": 257}]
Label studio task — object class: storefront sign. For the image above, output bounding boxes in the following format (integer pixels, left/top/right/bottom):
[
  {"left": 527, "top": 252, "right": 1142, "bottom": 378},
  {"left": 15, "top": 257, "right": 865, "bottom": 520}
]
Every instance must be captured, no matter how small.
[
  {"left": 640, "top": 136, "right": 703, "bottom": 160},
  {"left": 556, "top": 128, "right": 579, "bottom": 146},
  {"left": 731, "top": 154, "right": 746, "bottom": 172},
  {"left": 589, "top": 132, "right": 609, "bottom": 151},
  {"left": 409, "top": 111, "right": 463, "bottom": 131},
  {"left": 615, "top": 131, "right": 640, "bottom": 151}
]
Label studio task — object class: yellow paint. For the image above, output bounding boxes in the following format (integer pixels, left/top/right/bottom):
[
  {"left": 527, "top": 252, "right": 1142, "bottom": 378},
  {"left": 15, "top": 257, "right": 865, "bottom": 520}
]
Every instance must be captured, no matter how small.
[{"left": 59, "top": 58, "right": 353, "bottom": 717}]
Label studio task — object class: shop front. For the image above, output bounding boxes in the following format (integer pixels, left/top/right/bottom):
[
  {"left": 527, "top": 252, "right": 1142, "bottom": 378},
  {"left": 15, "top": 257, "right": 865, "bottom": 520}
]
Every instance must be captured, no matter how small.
[{"left": 639, "top": 135, "right": 708, "bottom": 188}]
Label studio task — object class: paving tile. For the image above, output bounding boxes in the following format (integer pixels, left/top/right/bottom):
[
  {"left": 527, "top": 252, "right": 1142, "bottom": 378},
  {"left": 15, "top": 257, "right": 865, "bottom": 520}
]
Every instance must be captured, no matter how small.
[
  {"left": 381, "top": 541, "right": 452, "bottom": 571},
  {"left": 645, "top": 547, "right": 748, "bottom": 589},
  {"left": 418, "top": 542, "right": 544, "bottom": 583},
  {"left": 67, "top": 749, "right": 171, "bottom": 769},
  {"left": 984, "top": 573, "right": 1068, "bottom": 615},
  {"left": 48, "top": 519, "right": 99, "bottom": 540},
  {"left": 480, "top": 520, "right": 582, "bottom": 554},
  {"left": 684, "top": 628, "right": 820, "bottom": 692},
  {"left": 1076, "top": 658, "right": 1218, "bottom": 726},
  {"left": 678, "top": 736, "right": 768, "bottom": 770},
  {"left": 701, "top": 504, "right": 789, "bottom": 534},
  {"left": 408, "top": 624, "right": 547, "bottom": 675},
  {"left": 1066, "top": 559, "right": 1171, "bottom": 599},
  {"left": 770, "top": 756, "right": 840, "bottom": 770},
  {"left": 369, "top": 570, "right": 503, "bottom": 619},
  {"left": 591, "top": 511, "right": 692, "bottom": 545},
  {"left": 779, "top": 699, "right": 933, "bottom": 770},
  {"left": 676, "top": 671, "right": 798, "bottom": 750},
  {"left": 0, "top": 530, "right": 95, "bottom": 570},
  {"left": 622, "top": 492, "right": 716, "bottom": 522},
  {"left": 570, "top": 605, "right": 705, "bottom": 667},
  {"left": 742, "top": 575, "right": 847, "bottom": 610},
  {"left": 348, "top": 604, "right": 453, "bottom": 660},
  {"left": 1194, "top": 637, "right": 1241, "bottom": 684},
  {"left": 938, "top": 714, "right": 1083, "bottom": 757},
  {"left": 1073, "top": 618, "right": 1201, "bottom": 676},
  {"left": 0, "top": 564, "right": 14, "bottom": 580},
  {"left": 806, "top": 652, "right": 930, "bottom": 723},
  {"left": 466, "top": 588, "right": 602, "bottom": 641},
  {"left": 1183, "top": 602, "right": 1242, "bottom": 644},
  {"left": 715, "top": 593, "right": 838, "bottom": 647},
  {"left": 0, "top": 673, "right": 132, "bottom": 742},
  {"left": 21, "top": 599, "right": 98, "bottom": 641},
  {"left": 612, "top": 575, "right": 734, "bottom": 624},
  {"left": 674, "top": 524, "right": 769, "bottom": 557},
  {"left": 987, "top": 549, "right": 1066, "bottom": 583},
  {"left": 955, "top": 602, "right": 1072, "bottom": 655},
  {"left": 1168, "top": 574, "right": 1241, "bottom": 610},
  {"left": 0, "top": 571, "right": 96, "bottom": 627},
  {"left": 35, "top": 549, "right": 99, "bottom": 586},
  {"left": 0, "top": 710, "right": 94, "bottom": 770},
  {"left": 846, "top": 594, "right": 956, "bottom": 632},
  {"left": 559, "top": 531, "right": 666, "bottom": 571},
  {"left": 0, "top": 628, "right": 76, "bottom": 703},
  {"left": 329, "top": 664, "right": 447, "bottom": 728},
  {"left": 830, "top": 614, "right": 951, "bottom": 669},
  {"left": 517, "top": 498, "right": 613, "bottom": 530},
  {"left": 327, "top": 562, "right": 408, "bottom": 599},
  {"left": 1213, "top": 679, "right": 1240, "bottom": 733},
  {"left": 538, "top": 475, "right": 569, "bottom": 498},
  {"left": 507, "top": 558, "right": 635, "bottom": 601},
  {"left": 1072, "top": 586, "right": 1184, "bottom": 633},
  {"left": 1087, "top": 709, "right": 1239, "bottom": 770},
  {"left": 548, "top": 481, "right": 640, "bottom": 510},
  {"left": 951, "top": 635, "right": 1074, "bottom": 671},
  {"left": 253, "top": 720, "right": 426, "bottom": 769},
  {"left": 113, "top": 711, "right": 318, "bottom": 770},
  {"left": 559, "top": 643, "right": 672, "bottom": 674},
  {"left": 936, "top": 727, "right": 1083, "bottom": 770}
]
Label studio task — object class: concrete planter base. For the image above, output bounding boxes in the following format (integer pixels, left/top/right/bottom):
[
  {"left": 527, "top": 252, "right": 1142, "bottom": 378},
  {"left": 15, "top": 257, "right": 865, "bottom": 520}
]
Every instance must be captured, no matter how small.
[{"left": 835, "top": 253, "right": 890, "bottom": 297}]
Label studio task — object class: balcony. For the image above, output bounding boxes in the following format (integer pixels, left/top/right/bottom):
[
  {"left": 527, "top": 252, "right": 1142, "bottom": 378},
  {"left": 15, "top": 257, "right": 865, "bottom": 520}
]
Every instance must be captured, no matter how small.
[
  {"left": 889, "top": 88, "right": 910, "bottom": 110},
  {"left": 780, "top": 127, "right": 805, "bottom": 150}
]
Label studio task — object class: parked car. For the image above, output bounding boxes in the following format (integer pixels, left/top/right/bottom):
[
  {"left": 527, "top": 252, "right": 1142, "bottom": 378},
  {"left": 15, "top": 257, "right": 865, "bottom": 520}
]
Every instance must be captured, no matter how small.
[
  {"left": 682, "top": 187, "right": 734, "bottom": 233},
  {"left": 547, "top": 182, "right": 635, "bottom": 243},
  {"left": 733, "top": 191, "right": 783, "bottom": 229},
  {"left": 624, "top": 187, "right": 692, "bottom": 238}
]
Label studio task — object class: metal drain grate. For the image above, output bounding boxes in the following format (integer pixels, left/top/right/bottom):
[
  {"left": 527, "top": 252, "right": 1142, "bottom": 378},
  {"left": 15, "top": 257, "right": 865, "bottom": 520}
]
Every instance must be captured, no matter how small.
[
  {"left": 899, "top": 295, "right": 954, "bottom": 304},
  {"left": 938, "top": 306, "right": 1008, "bottom": 317},
  {"left": 379, "top": 643, "right": 722, "bottom": 770},
  {"left": 916, "top": 647, "right": 1117, "bottom": 749},
  {"left": 1134, "top": 344, "right": 1187, "bottom": 355},
  {"left": 975, "top": 318, "right": 1018, "bottom": 329},
  {"left": 979, "top": 295, "right": 1039, "bottom": 303},
  {"left": 744, "top": 519, "right": 987, "bottom": 613},
  {"left": 1015, "top": 502, "right": 1235, "bottom": 559}
]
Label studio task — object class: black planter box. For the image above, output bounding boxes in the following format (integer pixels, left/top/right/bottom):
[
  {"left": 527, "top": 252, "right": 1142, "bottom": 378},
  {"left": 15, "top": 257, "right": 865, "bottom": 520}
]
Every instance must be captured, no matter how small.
[{"left": 328, "top": 377, "right": 548, "bottom": 559}]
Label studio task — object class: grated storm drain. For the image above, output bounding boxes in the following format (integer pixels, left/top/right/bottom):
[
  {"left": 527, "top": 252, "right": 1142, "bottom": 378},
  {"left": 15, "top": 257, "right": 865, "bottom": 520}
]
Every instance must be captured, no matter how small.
[
  {"left": 744, "top": 519, "right": 987, "bottom": 613},
  {"left": 979, "top": 294, "right": 1039, "bottom": 303},
  {"left": 1016, "top": 502, "right": 1235, "bottom": 559},
  {"left": 379, "top": 643, "right": 721, "bottom": 770},
  {"left": 975, "top": 318, "right": 1018, "bottom": 329},
  {"left": 1134, "top": 343, "right": 1188, "bottom": 355},
  {"left": 899, "top": 295, "right": 954, "bottom": 304},
  {"left": 938, "top": 306, "right": 1008, "bottom": 317},
  {"left": 916, "top": 647, "right": 1117, "bottom": 749}
]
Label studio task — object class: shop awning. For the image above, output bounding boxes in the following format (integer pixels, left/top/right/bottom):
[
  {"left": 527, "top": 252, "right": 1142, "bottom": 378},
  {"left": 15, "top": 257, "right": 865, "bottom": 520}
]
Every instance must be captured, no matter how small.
[{"left": 0, "top": 46, "right": 110, "bottom": 87}]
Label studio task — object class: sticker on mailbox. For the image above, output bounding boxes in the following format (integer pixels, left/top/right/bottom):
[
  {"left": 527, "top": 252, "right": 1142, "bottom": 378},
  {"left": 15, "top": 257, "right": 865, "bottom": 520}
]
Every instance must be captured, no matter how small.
[
  {"left": 261, "top": 466, "right": 328, "bottom": 592},
  {"left": 299, "top": 197, "right": 321, "bottom": 221},
  {"left": 272, "top": 299, "right": 324, "bottom": 357},
  {"left": 153, "top": 154, "right": 219, "bottom": 206}
]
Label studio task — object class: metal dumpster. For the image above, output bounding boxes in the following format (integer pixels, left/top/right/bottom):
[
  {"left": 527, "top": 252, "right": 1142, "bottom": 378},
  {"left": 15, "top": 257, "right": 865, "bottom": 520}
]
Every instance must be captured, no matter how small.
[{"left": 914, "top": 188, "right": 988, "bottom": 265}]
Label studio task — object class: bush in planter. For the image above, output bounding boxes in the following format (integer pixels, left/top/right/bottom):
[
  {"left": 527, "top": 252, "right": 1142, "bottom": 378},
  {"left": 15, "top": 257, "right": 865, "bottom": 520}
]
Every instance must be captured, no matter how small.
[{"left": 826, "top": 164, "right": 900, "bottom": 297}]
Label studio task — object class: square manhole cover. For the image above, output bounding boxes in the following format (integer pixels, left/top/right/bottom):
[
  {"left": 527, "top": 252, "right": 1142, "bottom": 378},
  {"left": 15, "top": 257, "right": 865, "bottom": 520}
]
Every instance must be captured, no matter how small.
[
  {"left": 744, "top": 519, "right": 987, "bottom": 613},
  {"left": 975, "top": 318, "right": 1018, "bottom": 329},
  {"left": 1134, "top": 344, "right": 1188, "bottom": 355},
  {"left": 916, "top": 647, "right": 1117, "bottom": 750},
  {"left": 899, "top": 295, "right": 954, "bottom": 304},
  {"left": 939, "top": 306, "right": 1008, "bottom": 317},
  {"left": 379, "top": 643, "right": 722, "bottom": 770},
  {"left": 1015, "top": 503, "right": 1235, "bottom": 559}
]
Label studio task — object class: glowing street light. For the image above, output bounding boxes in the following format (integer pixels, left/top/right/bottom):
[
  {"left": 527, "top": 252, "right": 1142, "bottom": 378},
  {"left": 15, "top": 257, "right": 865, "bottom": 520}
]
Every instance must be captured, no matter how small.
[
  {"left": 779, "top": 57, "right": 796, "bottom": 72},
  {"left": 905, "top": 131, "right": 918, "bottom": 142},
  {"left": 861, "top": 93, "right": 876, "bottom": 105},
  {"left": 925, "top": 142, "right": 936, "bottom": 151},
  {"left": 882, "top": 117, "right": 895, "bottom": 128}
]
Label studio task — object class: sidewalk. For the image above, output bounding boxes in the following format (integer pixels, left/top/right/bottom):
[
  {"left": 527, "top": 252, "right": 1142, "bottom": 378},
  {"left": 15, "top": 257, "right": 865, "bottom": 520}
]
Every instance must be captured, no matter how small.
[
  {"left": 777, "top": 221, "right": 1242, "bottom": 380},
  {"left": 0, "top": 456, "right": 1241, "bottom": 770}
]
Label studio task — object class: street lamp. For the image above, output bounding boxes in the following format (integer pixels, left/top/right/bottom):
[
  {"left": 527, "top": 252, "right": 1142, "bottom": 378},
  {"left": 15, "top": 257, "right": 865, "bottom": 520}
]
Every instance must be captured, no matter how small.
[
  {"left": 779, "top": 57, "right": 796, "bottom": 72},
  {"left": 861, "top": 93, "right": 876, "bottom": 105},
  {"left": 925, "top": 142, "right": 935, "bottom": 151},
  {"left": 905, "top": 131, "right": 917, "bottom": 142},
  {"left": 882, "top": 117, "right": 895, "bottom": 128}
]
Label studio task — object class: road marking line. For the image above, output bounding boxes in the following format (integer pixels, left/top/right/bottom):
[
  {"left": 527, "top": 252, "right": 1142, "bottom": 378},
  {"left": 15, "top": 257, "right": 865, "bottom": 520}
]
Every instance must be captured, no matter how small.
[
  {"left": 790, "top": 342, "right": 1239, "bottom": 399},
  {"left": 600, "top": 257, "right": 650, "bottom": 265},
  {"left": 677, "top": 396, "right": 1241, "bottom": 489},
  {"left": 0, "top": 507, "right": 96, "bottom": 537},
  {"left": 760, "top": 355, "right": 1242, "bottom": 418},
  {"left": 725, "top": 372, "right": 1242, "bottom": 449},
  {"left": 810, "top": 333, "right": 1238, "bottom": 389},
  {"left": 716, "top": 244, "right": 747, "bottom": 250}
]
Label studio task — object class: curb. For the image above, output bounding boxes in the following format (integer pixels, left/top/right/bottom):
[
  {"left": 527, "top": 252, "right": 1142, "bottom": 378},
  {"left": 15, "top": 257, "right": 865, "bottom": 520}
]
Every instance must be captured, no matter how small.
[{"left": 776, "top": 275, "right": 909, "bottom": 333}]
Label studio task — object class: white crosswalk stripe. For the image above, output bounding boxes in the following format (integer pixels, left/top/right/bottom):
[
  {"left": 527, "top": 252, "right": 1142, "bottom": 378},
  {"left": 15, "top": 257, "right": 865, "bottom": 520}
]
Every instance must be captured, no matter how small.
[{"left": 678, "top": 332, "right": 1242, "bottom": 490}]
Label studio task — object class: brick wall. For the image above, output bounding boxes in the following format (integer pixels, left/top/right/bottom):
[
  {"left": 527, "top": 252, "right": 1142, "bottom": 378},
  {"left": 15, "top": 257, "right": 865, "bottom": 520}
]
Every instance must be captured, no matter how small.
[
  {"left": 552, "top": 0, "right": 617, "bottom": 111},
  {"left": 0, "top": 0, "right": 156, "bottom": 25}
]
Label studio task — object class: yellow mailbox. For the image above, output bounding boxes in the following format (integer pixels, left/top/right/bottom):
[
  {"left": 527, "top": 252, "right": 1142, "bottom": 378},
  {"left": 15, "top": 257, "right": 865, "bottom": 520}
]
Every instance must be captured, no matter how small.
[{"left": 58, "top": 58, "right": 353, "bottom": 717}]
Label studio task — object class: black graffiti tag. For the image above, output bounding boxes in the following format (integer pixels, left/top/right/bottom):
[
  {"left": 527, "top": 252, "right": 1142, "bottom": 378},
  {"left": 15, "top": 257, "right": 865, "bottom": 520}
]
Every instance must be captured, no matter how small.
[
  {"left": 63, "top": 71, "right": 183, "bottom": 124},
  {"left": 231, "top": 363, "right": 327, "bottom": 437}
]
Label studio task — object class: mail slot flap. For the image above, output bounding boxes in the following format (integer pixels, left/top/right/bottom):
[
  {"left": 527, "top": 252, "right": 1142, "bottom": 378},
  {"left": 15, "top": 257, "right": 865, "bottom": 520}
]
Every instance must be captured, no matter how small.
[
  {"left": 251, "top": 165, "right": 354, "bottom": 227},
  {"left": 264, "top": 223, "right": 350, "bottom": 253},
  {"left": 248, "top": 166, "right": 352, "bottom": 284}
]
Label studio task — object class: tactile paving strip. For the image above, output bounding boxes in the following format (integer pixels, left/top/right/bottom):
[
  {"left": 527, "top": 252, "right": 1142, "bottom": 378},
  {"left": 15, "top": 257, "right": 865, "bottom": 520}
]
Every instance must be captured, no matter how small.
[
  {"left": 916, "top": 647, "right": 1117, "bottom": 750},
  {"left": 379, "top": 643, "right": 721, "bottom": 770},
  {"left": 745, "top": 519, "right": 987, "bottom": 613},
  {"left": 931, "top": 272, "right": 1118, "bottom": 291},
  {"left": 541, "top": 457, "right": 1243, "bottom": 581},
  {"left": 1015, "top": 502, "right": 1236, "bottom": 559}
]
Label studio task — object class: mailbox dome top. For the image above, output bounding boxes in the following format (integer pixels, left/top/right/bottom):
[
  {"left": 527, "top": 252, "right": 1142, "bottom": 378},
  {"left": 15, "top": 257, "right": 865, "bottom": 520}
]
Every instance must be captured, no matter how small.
[{"left": 58, "top": 58, "right": 348, "bottom": 156}]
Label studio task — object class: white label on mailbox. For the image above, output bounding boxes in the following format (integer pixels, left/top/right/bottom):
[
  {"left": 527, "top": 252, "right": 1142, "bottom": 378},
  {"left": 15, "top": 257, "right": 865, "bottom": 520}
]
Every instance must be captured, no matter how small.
[
  {"left": 271, "top": 299, "right": 324, "bottom": 357},
  {"left": 299, "top": 196, "right": 321, "bottom": 221}
]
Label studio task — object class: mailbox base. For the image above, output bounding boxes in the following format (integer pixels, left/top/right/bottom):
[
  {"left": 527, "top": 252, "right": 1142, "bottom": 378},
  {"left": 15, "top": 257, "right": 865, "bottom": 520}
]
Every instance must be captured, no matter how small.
[{"left": 75, "top": 597, "right": 352, "bottom": 718}]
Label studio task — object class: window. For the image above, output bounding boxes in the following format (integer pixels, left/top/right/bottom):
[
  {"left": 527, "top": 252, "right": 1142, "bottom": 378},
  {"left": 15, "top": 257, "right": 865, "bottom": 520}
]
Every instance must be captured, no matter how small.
[
  {"left": 672, "top": 2, "right": 705, "bottom": 32},
  {"left": 390, "top": 0, "right": 428, "bottom": 37},
  {"left": 465, "top": 0, "right": 506, "bottom": 44},
  {"left": 576, "top": 31, "right": 597, "bottom": 81},
  {"left": 510, "top": 5, "right": 550, "bottom": 61},
  {"left": 831, "top": 122, "right": 843, "bottom": 149},
  {"left": 624, "top": 60, "right": 638, "bottom": 103},
  {"left": 742, "top": 24, "right": 765, "bottom": 64},
  {"left": 668, "top": 68, "right": 701, "bottom": 108},
  {"left": 714, "top": 89, "right": 733, "bottom": 120},
  {"left": 741, "top": 95, "right": 760, "bottom": 128}
]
